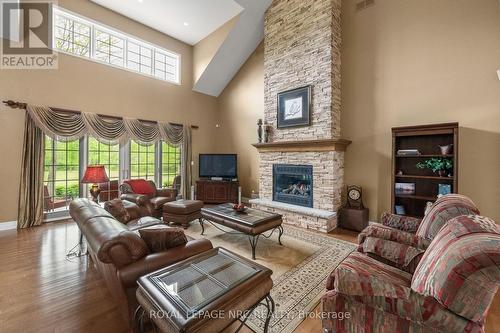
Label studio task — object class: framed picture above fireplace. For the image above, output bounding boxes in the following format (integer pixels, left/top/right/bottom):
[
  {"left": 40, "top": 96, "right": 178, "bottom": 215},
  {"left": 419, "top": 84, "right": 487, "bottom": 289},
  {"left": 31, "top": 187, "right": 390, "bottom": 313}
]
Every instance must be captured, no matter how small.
[{"left": 277, "top": 85, "right": 311, "bottom": 128}]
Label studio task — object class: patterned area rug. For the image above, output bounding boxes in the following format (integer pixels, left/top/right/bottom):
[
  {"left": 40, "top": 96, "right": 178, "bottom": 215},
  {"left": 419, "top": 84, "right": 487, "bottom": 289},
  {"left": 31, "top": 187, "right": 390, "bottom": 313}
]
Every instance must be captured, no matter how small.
[{"left": 185, "top": 223, "right": 356, "bottom": 333}]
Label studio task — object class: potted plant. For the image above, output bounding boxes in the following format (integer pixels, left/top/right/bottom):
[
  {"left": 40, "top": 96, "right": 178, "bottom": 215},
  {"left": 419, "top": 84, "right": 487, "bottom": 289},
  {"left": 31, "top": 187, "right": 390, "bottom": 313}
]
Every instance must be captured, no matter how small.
[{"left": 416, "top": 158, "right": 453, "bottom": 177}]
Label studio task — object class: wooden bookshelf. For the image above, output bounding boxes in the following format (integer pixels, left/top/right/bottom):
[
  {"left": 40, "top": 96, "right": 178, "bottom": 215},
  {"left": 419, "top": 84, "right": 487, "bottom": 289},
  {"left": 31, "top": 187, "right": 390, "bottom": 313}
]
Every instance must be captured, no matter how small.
[{"left": 391, "top": 123, "right": 458, "bottom": 218}]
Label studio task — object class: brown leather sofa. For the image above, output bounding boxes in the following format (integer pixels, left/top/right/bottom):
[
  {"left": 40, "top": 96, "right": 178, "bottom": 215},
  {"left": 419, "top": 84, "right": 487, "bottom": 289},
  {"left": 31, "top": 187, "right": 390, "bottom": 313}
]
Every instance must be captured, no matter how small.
[
  {"left": 120, "top": 179, "right": 177, "bottom": 218},
  {"left": 69, "top": 198, "right": 213, "bottom": 328}
]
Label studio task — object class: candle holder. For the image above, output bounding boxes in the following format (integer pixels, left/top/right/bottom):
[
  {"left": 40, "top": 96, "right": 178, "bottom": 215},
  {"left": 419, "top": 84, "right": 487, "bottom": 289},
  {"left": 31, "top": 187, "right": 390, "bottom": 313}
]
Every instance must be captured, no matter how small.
[{"left": 190, "top": 185, "right": 195, "bottom": 200}]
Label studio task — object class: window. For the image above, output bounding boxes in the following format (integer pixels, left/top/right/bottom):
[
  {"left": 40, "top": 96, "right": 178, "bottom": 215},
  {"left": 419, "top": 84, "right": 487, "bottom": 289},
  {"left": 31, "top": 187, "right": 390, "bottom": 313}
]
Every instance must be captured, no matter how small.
[
  {"left": 87, "top": 138, "right": 120, "bottom": 180},
  {"left": 127, "top": 41, "right": 152, "bottom": 75},
  {"left": 44, "top": 136, "right": 80, "bottom": 214},
  {"left": 94, "top": 29, "right": 125, "bottom": 67},
  {"left": 130, "top": 141, "right": 156, "bottom": 180},
  {"left": 53, "top": 7, "right": 181, "bottom": 84},
  {"left": 54, "top": 14, "right": 91, "bottom": 57},
  {"left": 155, "top": 50, "right": 179, "bottom": 82},
  {"left": 161, "top": 142, "right": 181, "bottom": 187}
]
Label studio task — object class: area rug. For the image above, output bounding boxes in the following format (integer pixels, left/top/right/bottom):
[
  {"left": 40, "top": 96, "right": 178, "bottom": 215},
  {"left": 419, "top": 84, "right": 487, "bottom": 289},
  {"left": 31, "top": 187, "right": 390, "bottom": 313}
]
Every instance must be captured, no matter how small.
[{"left": 184, "top": 222, "right": 357, "bottom": 333}]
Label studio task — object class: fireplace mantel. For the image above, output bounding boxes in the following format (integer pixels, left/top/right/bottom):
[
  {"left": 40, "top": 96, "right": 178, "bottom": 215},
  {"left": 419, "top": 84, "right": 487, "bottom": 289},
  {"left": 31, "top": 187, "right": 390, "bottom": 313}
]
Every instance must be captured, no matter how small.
[{"left": 252, "top": 138, "right": 351, "bottom": 153}]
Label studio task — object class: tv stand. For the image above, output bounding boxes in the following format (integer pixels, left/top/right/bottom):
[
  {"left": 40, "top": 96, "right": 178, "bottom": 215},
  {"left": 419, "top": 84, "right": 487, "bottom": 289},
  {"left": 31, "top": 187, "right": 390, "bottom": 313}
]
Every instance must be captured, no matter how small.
[{"left": 196, "top": 180, "right": 239, "bottom": 204}]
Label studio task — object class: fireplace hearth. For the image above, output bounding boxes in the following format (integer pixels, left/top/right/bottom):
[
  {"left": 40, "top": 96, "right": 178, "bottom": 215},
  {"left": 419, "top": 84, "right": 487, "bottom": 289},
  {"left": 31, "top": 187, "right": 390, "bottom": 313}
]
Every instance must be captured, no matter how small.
[{"left": 273, "top": 164, "right": 313, "bottom": 208}]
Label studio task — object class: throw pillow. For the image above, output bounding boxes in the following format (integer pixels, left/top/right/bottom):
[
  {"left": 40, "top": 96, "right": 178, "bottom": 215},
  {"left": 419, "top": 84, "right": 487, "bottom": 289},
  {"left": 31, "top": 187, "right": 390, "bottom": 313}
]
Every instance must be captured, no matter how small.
[
  {"left": 104, "top": 199, "right": 131, "bottom": 223},
  {"left": 125, "top": 179, "right": 156, "bottom": 195},
  {"left": 139, "top": 227, "right": 188, "bottom": 253}
]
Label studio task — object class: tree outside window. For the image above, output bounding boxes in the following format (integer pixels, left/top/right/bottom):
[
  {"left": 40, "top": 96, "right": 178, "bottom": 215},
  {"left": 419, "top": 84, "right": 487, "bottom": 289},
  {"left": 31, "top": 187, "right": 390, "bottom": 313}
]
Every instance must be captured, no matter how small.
[
  {"left": 161, "top": 142, "right": 181, "bottom": 187},
  {"left": 130, "top": 141, "right": 155, "bottom": 181}
]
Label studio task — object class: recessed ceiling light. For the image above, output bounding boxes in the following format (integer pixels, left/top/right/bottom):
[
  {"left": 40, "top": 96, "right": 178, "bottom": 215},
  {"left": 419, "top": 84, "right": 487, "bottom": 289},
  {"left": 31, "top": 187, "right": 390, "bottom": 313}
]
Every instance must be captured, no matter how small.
[
  {"left": 138, "top": 0, "right": 143, "bottom": 3},
  {"left": 183, "top": 22, "right": 189, "bottom": 26}
]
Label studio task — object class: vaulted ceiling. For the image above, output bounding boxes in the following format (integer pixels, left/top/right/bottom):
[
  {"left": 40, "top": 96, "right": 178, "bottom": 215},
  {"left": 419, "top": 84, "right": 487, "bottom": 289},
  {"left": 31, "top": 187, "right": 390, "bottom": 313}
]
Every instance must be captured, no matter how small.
[
  {"left": 92, "top": 0, "right": 273, "bottom": 96},
  {"left": 90, "top": 0, "right": 243, "bottom": 45}
]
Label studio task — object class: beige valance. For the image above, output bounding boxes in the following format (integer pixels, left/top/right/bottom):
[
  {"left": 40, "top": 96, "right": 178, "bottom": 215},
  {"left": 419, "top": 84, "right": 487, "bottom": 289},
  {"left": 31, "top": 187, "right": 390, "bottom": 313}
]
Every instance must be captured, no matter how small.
[{"left": 26, "top": 104, "right": 184, "bottom": 145}]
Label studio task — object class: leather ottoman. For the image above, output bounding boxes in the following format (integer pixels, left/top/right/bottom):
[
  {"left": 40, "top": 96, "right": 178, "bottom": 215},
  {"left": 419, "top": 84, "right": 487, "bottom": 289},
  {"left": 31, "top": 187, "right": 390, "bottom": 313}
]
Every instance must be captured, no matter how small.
[{"left": 162, "top": 199, "right": 203, "bottom": 229}]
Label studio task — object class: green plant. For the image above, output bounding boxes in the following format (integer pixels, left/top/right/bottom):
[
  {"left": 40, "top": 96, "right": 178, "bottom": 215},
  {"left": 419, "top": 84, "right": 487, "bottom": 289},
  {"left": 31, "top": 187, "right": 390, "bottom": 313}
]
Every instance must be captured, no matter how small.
[
  {"left": 416, "top": 158, "right": 453, "bottom": 173},
  {"left": 54, "top": 183, "right": 79, "bottom": 198}
]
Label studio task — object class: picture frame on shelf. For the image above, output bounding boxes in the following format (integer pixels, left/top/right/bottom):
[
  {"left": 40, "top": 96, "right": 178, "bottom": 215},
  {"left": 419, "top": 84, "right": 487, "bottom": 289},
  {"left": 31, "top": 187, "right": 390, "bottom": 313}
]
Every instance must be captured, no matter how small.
[
  {"left": 438, "top": 184, "right": 452, "bottom": 196},
  {"left": 277, "top": 85, "right": 311, "bottom": 128},
  {"left": 395, "top": 205, "right": 406, "bottom": 215},
  {"left": 395, "top": 182, "right": 416, "bottom": 195}
]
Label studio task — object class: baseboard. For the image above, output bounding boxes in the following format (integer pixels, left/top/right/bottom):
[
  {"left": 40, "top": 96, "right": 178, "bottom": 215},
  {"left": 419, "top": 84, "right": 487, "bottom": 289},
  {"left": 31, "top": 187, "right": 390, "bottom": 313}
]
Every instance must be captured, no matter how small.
[{"left": 0, "top": 221, "right": 17, "bottom": 231}]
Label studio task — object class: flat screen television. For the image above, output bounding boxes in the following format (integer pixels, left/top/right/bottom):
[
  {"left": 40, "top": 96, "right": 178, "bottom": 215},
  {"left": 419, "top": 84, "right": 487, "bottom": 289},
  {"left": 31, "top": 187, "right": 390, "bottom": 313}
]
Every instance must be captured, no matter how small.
[{"left": 199, "top": 154, "right": 237, "bottom": 178}]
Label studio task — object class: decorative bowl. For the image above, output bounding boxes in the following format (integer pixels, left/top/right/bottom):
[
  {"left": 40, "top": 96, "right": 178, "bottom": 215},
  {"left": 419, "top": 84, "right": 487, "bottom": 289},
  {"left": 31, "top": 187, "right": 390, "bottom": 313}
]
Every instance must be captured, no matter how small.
[{"left": 232, "top": 205, "right": 247, "bottom": 212}]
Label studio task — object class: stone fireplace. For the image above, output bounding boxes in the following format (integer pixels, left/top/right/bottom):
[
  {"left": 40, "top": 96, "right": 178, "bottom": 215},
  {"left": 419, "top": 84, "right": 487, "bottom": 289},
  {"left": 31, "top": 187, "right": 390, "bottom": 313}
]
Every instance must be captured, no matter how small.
[
  {"left": 273, "top": 164, "right": 313, "bottom": 208},
  {"left": 249, "top": 0, "right": 348, "bottom": 233}
]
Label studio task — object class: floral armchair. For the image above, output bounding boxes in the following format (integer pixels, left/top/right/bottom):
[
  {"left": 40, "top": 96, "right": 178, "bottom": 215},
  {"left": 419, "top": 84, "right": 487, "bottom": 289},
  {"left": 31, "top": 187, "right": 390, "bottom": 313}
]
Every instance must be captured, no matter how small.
[
  {"left": 357, "top": 194, "right": 479, "bottom": 273},
  {"left": 322, "top": 214, "right": 500, "bottom": 333}
]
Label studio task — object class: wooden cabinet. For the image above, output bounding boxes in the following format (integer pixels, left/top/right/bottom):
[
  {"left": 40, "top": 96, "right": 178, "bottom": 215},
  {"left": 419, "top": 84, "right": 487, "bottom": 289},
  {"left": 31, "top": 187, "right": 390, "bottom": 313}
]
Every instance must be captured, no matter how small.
[
  {"left": 196, "top": 180, "right": 239, "bottom": 204},
  {"left": 391, "top": 123, "right": 458, "bottom": 218}
]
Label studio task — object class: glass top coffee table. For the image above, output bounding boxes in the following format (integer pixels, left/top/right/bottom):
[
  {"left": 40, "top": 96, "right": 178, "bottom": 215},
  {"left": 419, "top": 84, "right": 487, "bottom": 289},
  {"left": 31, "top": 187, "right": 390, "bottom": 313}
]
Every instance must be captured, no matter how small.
[
  {"left": 201, "top": 204, "right": 284, "bottom": 259},
  {"left": 136, "top": 247, "right": 274, "bottom": 332}
]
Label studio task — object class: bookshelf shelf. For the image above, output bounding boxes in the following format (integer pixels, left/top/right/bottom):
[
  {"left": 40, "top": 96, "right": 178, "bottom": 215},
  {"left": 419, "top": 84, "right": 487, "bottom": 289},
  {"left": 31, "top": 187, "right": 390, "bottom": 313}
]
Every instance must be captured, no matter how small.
[
  {"left": 395, "top": 175, "right": 453, "bottom": 180},
  {"left": 396, "top": 154, "right": 454, "bottom": 158},
  {"left": 391, "top": 123, "right": 458, "bottom": 218}
]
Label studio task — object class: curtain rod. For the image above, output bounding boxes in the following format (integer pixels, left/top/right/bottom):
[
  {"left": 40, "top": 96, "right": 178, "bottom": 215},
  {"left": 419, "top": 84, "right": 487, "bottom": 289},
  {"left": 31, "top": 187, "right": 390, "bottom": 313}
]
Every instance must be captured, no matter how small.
[{"left": 1, "top": 100, "right": 199, "bottom": 129}]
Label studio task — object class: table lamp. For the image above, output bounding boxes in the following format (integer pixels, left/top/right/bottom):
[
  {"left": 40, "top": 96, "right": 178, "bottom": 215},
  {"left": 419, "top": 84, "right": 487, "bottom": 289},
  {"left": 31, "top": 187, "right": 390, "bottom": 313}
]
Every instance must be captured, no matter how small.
[{"left": 81, "top": 165, "right": 109, "bottom": 203}]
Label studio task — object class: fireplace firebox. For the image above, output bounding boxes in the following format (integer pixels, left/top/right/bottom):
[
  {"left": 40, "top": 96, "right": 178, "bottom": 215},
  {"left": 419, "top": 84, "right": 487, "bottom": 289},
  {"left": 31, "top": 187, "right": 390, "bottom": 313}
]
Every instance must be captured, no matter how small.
[{"left": 273, "top": 164, "right": 313, "bottom": 208}]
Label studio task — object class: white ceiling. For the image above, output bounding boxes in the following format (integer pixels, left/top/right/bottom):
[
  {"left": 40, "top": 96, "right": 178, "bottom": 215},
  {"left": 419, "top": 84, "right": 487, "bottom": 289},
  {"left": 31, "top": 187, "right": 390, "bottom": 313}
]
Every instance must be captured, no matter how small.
[
  {"left": 90, "top": 0, "right": 243, "bottom": 45},
  {"left": 193, "top": 0, "right": 272, "bottom": 96}
]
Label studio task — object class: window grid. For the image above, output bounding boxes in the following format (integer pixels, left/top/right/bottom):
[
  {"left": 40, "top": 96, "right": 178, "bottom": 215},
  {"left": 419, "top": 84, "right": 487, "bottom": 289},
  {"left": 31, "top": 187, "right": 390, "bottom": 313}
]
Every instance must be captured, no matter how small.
[
  {"left": 154, "top": 50, "right": 178, "bottom": 81},
  {"left": 87, "top": 137, "right": 120, "bottom": 181},
  {"left": 94, "top": 29, "right": 125, "bottom": 66},
  {"left": 54, "top": 14, "right": 91, "bottom": 57},
  {"left": 161, "top": 142, "right": 181, "bottom": 187},
  {"left": 130, "top": 141, "right": 156, "bottom": 181},
  {"left": 44, "top": 136, "right": 80, "bottom": 213},
  {"left": 127, "top": 41, "right": 152, "bottom": 75},
  {"left": 53, "top": 7, "right": 180, "bottom": 84}
]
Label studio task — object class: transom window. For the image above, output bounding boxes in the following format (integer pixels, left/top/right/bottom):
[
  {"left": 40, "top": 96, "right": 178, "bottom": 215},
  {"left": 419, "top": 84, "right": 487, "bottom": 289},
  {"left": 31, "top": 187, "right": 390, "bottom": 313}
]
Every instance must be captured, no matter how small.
[
  {"left": 130, "top": 141, "right": 156, "bottom": 181},
  {"left": 94, "top": 29, "right": 125, "bottom": 67},
  {"left": 54, "top": 14, "right": 91, "bottom": 57},
  {"left": 128, "top": 41, "right": 152, "bottom": 75},
  {"left": 53, "top": 7, "right": 180, "bottom": 84},
  {"left": 161, "top": 142, "right": 181, "bottom": 187}
]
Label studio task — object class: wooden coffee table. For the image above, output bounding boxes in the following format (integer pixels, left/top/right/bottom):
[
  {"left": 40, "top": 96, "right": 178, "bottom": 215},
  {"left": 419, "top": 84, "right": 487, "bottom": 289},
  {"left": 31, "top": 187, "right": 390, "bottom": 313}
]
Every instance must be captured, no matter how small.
[
  {"left": 135, "top": 247, "right": 274, "bottom": 333},
  {"left": 200, "top": 204, "right": 283, "bottom": 260}
]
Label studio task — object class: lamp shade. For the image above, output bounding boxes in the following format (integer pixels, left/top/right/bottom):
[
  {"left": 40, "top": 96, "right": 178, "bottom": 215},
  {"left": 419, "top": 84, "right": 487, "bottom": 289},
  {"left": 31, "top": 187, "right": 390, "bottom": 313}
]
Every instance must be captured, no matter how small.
[{"left": 81, "top": 165, "right": 109, "bottom": 184}]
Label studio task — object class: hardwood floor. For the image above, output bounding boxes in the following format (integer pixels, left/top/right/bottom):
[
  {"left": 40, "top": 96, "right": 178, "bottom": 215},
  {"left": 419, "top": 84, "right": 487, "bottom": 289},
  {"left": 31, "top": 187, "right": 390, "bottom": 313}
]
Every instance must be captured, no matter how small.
[{"left": 0, "top": 221, "right": 498, "bottom": 333}]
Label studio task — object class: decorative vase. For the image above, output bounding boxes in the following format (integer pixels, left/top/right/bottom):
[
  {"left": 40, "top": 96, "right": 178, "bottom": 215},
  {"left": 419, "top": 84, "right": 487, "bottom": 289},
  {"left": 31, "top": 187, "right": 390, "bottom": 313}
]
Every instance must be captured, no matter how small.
[
  {"left": 264, "top": 121, "right": 270, "bottom": 143},
  {"left": 438, "top": 144, "right": 453, "bottom": 155},
  {"left": 437, "top": 169, "right": 447, "bottom": 177},
  {"left": 257, "top": 119, "right": 263, "bottom": 143}
]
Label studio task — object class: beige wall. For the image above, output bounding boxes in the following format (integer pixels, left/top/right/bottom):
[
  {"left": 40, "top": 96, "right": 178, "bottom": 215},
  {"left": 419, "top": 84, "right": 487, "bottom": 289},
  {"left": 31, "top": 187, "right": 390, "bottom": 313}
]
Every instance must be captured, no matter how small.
[
  {"left": 217, "top": 0, "right": 500, "bottom": 222},
  {"left": 217, "top": 43, "right": 264, "bottom": 197},
  {"left": 0, "top": 0, "right": 219, "bottom": 222},
  {"left": 341, "top": 0, "right": 500, "bottom": 222},
  {"left": 193, "top": 15, "right": 239, "bottom": 84}
]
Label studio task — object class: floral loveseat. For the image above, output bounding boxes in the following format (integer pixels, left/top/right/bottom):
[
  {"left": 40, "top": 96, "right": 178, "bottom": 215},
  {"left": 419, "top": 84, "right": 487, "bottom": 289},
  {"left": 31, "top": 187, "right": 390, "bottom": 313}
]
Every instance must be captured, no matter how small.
[{"left": 322, "top": 214, "right": 500, "bottom": 333}]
